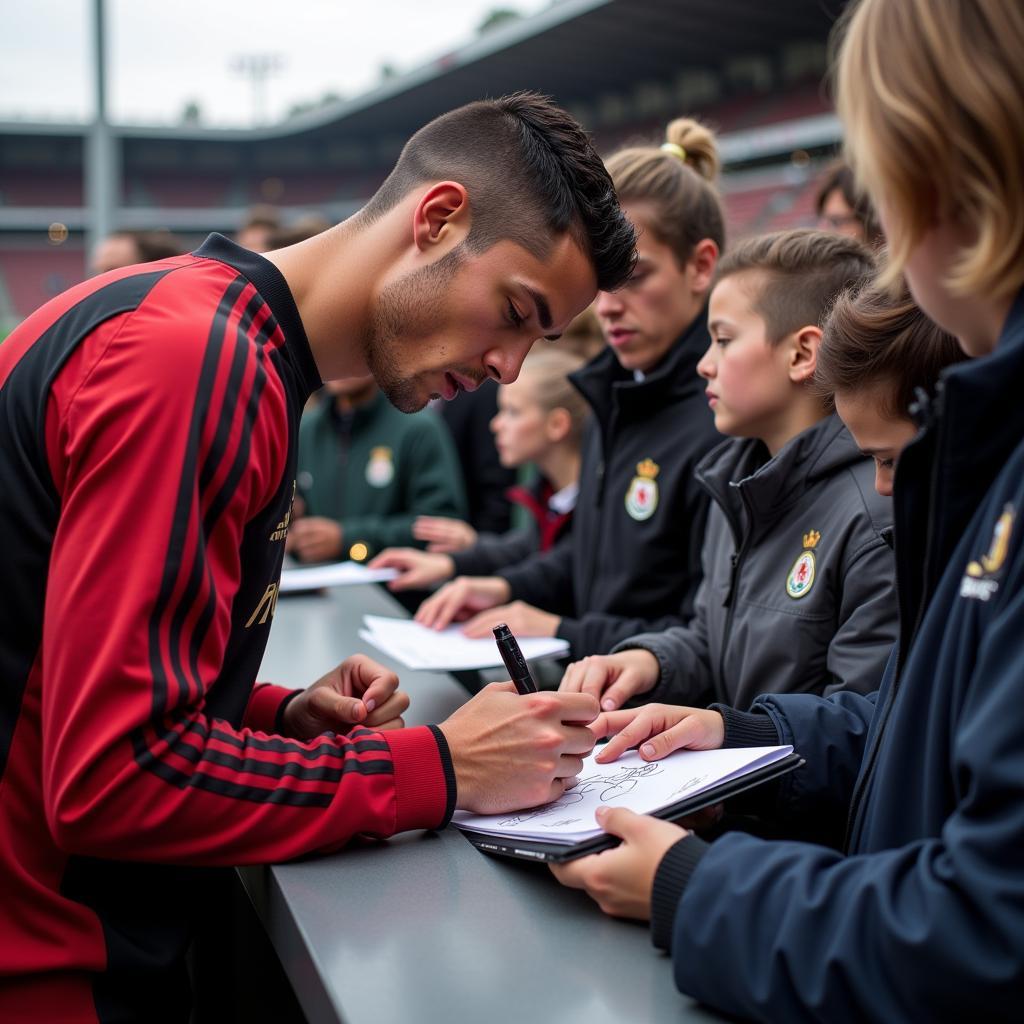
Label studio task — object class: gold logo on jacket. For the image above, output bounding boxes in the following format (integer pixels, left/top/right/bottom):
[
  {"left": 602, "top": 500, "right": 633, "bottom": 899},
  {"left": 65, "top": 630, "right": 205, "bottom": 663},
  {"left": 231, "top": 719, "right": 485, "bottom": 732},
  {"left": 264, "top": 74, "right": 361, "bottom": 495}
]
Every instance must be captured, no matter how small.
[
  {"left": 625, "top": 458, "right": 660, "bottom": 521},
  {"left": 246, "top": 582, "right": 279, "bottom": 627},
  {"left": 786, "top": 530, "right": 820, "bottom": 599},
  {"left": 961, "top": 503, "right": 1014, "bottom": 602},
  {"left": 270, "top": 481, "right": 296, "bottom": 542}
]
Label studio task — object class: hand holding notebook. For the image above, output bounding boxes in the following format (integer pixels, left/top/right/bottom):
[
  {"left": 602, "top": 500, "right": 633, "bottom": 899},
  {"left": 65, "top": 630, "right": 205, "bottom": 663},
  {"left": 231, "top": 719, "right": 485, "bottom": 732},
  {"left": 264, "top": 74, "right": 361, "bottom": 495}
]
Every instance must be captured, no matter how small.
[{"left": 453, "top": 743, "right": 800, "bottom": 861}]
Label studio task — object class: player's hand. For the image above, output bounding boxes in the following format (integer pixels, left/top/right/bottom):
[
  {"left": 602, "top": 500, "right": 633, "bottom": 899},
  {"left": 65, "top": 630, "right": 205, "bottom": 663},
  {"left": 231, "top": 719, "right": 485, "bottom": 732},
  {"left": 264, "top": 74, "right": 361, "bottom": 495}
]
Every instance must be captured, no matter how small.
[
  {"left": 282, "top": 654, "right": 409, "bottom": 739},
  {"left": 559, "top": 650, "right": 660, "bottom": 711},
  {"left": 288, "top": 516, "right": 343, "bottom": 563},
  {"left": 438, "top": 684, "right": 598, "bottom": 813},
  {"left": 551, "top": 808, "right": 687, "bottom": 920},
  {"left": 589, "top": 704, "right": 726, "bottom": 764},
  {"left": 459, "top": 600, "right": 560, "bottom": 639},
  {"left": 412, "top": 515, "right": 478, "bottom": 553},
  {"left": 414, "top": 576, "right": 511, "bottom": 630},
  {"left": 369, "top": 548, "right": 455, "bottom": 591}
]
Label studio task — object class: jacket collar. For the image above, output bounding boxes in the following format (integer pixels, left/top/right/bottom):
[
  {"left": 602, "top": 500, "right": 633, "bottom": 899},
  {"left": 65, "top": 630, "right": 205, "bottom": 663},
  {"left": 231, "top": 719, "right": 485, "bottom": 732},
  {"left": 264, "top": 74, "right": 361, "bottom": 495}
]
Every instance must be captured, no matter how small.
[
  {"left": 930, "top": 286, "right": 1024, "bottom": 473},
  {"left": 193, "top": 233, "right": 322, "bottom": 398},
  {"left": 316, "top": 388, "right": 388, "bottom": 435},
  {"left": 570, "top": 306, "right": 710, "bottom": 425},
  {"left": 696, "top": 414, "right": 861, "bottom": 543},
  {"left": 893, "top": 286, "right": 1024, "bottom": 639}
]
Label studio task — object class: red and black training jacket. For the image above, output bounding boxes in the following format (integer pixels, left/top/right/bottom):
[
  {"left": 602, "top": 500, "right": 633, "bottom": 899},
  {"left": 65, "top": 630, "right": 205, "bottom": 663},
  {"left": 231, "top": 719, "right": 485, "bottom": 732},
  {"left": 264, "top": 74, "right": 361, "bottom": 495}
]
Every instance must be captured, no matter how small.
[{"left": 0, "top": 234, "right": 453, "bottom": 1022}]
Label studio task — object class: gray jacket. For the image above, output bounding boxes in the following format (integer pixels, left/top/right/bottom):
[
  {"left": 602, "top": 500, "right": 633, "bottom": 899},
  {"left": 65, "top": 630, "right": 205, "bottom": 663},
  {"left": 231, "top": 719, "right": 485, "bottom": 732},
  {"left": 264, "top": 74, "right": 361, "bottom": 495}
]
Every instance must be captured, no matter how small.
[{"left": 613, "top": 415, "right": 896, "bottom": 709}]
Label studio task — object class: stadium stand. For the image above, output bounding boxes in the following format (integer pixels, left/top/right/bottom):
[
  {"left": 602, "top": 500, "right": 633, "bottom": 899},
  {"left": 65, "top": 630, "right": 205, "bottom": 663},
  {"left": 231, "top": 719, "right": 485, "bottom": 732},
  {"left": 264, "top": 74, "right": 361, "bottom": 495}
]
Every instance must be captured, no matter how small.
[
  {"left": 0, "top": 243, "right": 85, "bottom": 324},
  {"left": 0, "top": 170, "right": 83, "bottom": 207},
  {"left": 0, "top": 0, "right": 842, "bottom": 328}
]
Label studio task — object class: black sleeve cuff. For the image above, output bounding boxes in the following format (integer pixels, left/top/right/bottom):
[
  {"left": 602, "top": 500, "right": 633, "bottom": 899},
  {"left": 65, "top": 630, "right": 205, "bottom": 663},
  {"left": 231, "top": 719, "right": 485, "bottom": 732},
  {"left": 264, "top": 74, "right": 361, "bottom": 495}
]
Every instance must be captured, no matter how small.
[
  {"left": 651, "top": 834, "right": 709, "bottom": 951},
  {"left": 450, "top": 549, "right": 479, "bottom": 577},
  {"left": 711, "top": 703, "right": 782, "bottom": 748},
  {"left": 553, "top": 616, "right": 577, "bottom": 655},
  {"left": 273, "top": 689, "right": 304, "bottom": 735},
  {"left": 426, "top": 724, "right": 458, "bottom": 828}
]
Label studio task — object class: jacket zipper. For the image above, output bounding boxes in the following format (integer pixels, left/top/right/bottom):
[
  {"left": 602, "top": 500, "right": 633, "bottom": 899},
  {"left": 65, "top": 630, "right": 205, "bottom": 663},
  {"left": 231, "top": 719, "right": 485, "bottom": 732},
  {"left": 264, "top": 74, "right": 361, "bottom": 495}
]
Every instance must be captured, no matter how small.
[
  {"left": 716, "top": 484, "right": 752, "bottom": 698},
  {"left": 581, "top": 406, "right": 616, "bottom": 602}
]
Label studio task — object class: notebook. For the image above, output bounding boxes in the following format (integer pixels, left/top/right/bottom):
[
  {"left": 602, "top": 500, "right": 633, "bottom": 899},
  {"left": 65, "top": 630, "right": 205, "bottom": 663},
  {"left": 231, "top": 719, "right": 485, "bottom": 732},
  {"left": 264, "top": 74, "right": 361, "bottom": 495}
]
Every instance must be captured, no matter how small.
[
  {"left": 453, "top": 743, "right": 801, "bottom": 862},
  {"left": 359, "top": 614, "right": 569, "bottom": 670}
]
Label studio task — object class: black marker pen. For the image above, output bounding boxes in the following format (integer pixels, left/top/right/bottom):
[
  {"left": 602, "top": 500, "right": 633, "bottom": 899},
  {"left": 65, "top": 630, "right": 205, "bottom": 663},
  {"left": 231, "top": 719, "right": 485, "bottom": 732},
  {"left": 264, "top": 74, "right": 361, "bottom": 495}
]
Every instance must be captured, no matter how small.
[{"left": 492, "top": 623, "right": 539, "bottom": 695}]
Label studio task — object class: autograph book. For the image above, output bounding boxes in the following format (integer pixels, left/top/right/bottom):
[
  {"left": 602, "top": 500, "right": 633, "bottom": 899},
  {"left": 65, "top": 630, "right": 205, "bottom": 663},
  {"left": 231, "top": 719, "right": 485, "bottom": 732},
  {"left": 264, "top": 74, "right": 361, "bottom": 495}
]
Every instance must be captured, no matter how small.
[{"left": 453, "top": 744, "right": 801, "bottom": 863}]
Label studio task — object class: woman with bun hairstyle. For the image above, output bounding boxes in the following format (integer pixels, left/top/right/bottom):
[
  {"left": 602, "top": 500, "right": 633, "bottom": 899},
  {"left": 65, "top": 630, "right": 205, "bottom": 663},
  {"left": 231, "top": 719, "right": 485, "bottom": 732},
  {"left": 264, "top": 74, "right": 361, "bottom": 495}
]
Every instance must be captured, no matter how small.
[
  {"left": 413, "top": 119, "right": 725, "bottom": 661},
  {"left": 553, "top": 2, "right": 1024, "bottom": 1019}
]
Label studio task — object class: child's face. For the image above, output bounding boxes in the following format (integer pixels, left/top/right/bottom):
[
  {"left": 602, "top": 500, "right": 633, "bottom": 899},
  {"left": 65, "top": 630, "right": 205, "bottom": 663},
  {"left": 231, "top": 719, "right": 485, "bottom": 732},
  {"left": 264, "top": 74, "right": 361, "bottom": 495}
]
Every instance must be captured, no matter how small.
[
  {"left": 834, "top": 387, "right": 918, "bottom": 496},
  {"left": 490, "top": 375, "right": 550, "bottom": 468},
  {"left": 700, "top": 272, "right": 796, "bottom": 440}
]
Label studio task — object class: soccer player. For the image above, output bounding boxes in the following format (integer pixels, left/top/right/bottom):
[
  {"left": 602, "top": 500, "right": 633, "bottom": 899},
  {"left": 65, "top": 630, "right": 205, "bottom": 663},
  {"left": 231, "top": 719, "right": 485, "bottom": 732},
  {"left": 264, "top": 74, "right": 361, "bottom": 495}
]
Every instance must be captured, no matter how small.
[{"left": 0, "top": 93, "right": 635, "bottom": 1020}]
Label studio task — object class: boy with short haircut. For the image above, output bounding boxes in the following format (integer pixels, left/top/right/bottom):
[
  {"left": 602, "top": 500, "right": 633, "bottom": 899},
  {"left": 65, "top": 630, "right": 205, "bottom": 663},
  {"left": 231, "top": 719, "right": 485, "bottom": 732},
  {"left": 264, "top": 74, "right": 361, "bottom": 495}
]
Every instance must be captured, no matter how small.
[{"left": 561, "top": 229, "right": 896, "bottom": 712}]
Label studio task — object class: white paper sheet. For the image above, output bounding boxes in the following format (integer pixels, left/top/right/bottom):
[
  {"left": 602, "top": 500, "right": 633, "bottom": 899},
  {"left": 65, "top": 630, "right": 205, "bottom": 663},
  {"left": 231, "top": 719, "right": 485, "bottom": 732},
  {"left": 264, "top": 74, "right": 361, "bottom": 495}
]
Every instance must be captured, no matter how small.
[
  {"left": 452, "top": 744, "right": 793, "bottom": 844},
  {"left": 359, "top": 614, "right": 569, "bottom": 670},
  {"left": 279, "top": 561, "right": 399, "bottom": 592}
]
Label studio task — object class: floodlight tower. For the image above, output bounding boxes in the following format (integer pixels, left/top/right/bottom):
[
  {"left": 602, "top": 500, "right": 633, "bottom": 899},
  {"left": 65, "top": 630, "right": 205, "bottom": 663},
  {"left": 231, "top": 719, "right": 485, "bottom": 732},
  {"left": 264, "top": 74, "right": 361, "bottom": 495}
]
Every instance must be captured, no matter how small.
[
  {"left": 231, "top": 54, "right": 284, "bottom": 126},
  {"left": 84, "top": 0, "right": 119, "bottom": 262}
]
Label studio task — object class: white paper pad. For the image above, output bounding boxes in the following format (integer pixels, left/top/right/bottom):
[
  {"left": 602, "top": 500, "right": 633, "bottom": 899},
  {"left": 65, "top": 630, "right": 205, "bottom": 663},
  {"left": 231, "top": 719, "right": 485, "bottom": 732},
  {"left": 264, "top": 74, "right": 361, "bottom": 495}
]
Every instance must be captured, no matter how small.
[
  {"left": 279, "top": 561, "right": 399, "bottom": 592},
  {"left": 452, "top": 744, "right": 793, "bottom": 844},
  {"left": 359, "top": 614, "right": 569, "bottom": 670}
]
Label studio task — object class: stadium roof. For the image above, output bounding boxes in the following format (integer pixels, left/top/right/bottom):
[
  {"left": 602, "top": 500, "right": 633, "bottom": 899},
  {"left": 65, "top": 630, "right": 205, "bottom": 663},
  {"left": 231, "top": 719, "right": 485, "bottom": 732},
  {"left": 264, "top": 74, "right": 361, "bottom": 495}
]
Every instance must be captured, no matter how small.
[{"left": 1, "top": 0, "right": 839, "bottom": 147}]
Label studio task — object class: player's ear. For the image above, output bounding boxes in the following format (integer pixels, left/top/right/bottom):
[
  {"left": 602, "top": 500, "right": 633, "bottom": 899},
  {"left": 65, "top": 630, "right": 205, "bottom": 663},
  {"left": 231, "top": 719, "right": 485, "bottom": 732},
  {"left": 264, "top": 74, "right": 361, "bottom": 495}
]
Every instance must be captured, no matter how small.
[{"left": 411, "top": 182, "right": 470, "bottom": 252}]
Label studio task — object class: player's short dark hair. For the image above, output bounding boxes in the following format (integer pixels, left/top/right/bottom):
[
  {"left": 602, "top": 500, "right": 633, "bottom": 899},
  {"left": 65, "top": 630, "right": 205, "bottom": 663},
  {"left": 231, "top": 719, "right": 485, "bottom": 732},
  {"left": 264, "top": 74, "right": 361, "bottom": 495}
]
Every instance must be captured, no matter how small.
[{"left": 361, "top": 92, "right": 637, "bottom": 293}]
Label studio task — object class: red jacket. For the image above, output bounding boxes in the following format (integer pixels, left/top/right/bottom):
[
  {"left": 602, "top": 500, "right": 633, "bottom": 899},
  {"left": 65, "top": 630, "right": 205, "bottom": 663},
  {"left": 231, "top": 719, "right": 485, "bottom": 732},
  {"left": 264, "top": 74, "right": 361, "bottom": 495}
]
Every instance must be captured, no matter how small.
[{"left": 0, "top": 235, "right": 453, "bottom": 1021}]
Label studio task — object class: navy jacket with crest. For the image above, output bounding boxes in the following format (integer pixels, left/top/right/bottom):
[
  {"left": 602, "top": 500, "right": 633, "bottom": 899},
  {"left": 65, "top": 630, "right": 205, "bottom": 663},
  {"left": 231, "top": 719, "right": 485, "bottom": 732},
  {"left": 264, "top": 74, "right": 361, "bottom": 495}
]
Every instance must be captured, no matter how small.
[{"left": 656, "top": 290, "right": 1024, "bottom": 1021}]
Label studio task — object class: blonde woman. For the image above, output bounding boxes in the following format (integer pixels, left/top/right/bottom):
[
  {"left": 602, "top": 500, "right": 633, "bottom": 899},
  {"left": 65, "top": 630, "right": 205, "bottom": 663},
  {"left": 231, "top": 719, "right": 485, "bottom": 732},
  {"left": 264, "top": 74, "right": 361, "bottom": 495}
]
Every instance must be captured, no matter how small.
[
  {"left": 554, "top": 2, "right": 1024, "bottom": 1019},
  {"left": 373, "top": 347, "right": 589, "bottom": 588}
]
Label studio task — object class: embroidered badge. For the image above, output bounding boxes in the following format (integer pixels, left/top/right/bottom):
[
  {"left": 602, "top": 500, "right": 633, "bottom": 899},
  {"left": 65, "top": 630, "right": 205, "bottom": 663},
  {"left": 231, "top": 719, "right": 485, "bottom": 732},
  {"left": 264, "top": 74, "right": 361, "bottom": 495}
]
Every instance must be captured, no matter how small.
[
  {"left": 366, "top": 446, "right": 394, "bottom": 488},
  {"left": 625, "top": 458, "right": 660, "bottom": 521},
  {"left": 786, "top": 530, "right": 820, "bottom": 599},
  {"left": 960, "top": 503, "right": 1014, "bottom": 602}
]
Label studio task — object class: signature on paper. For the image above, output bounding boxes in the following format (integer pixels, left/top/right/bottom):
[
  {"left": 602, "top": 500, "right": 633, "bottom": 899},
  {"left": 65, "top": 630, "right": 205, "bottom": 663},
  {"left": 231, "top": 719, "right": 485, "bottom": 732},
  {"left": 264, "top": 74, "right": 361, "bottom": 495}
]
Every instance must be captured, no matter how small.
[{"left": 498, "top": 763, "right": 665, "bottom": 828}]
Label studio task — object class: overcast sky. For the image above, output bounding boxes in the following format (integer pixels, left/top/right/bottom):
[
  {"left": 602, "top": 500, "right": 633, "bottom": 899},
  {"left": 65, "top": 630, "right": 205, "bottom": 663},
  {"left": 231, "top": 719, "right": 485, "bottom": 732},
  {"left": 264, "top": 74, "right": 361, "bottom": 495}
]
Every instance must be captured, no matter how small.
[{"left": 0, "top": 0, "right": 547, "bottom": 127}]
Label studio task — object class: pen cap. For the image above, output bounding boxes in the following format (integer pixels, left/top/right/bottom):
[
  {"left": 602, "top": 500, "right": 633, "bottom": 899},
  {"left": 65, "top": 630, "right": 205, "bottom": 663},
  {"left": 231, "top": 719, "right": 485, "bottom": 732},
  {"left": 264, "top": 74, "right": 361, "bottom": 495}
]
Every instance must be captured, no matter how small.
[{"left": 492, "top": 622, "right": 529, "bottom": 678}]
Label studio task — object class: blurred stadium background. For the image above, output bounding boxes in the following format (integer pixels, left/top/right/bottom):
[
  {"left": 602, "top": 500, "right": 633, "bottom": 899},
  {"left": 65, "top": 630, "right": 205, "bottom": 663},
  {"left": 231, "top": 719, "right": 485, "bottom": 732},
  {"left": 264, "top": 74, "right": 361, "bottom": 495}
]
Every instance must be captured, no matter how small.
[{"left": 0, "top": 0, "right": 845, "bottom": 334}]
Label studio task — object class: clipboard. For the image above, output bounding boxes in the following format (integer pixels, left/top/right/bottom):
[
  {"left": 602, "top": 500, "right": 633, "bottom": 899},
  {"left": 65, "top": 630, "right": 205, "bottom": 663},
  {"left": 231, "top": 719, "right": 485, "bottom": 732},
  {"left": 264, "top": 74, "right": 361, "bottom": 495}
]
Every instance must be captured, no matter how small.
[{"left": 457, "top": 752, "right": 803, "bottom": 863}]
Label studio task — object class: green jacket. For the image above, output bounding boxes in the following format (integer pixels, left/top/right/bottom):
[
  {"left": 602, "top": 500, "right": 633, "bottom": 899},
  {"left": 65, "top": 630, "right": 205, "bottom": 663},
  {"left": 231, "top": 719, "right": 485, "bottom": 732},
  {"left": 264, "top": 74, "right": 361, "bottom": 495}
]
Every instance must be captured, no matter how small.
[{"left": 296, "top": 390, "right": 467, "bottom": 558}]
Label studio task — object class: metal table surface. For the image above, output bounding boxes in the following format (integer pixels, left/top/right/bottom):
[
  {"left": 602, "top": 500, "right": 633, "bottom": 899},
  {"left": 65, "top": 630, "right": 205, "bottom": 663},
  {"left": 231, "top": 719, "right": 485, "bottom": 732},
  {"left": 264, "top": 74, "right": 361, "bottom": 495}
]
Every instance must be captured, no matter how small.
[{"left": 243, "top": 583, "right": 728, "bottom": 1024}]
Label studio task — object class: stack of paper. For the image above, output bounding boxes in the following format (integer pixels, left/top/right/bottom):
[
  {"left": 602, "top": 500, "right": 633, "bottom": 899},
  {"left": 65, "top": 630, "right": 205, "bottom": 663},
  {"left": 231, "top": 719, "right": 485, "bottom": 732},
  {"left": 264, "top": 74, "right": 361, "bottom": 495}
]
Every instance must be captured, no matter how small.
[
  {"left": 279, "top": 561, "right": 399, "bottom": 593},
  {"left": 359, "top": 614, "right": 569, "bottom": 671},
  {"left": 452, "top": 744, "right": 793, "bottom": 845}
]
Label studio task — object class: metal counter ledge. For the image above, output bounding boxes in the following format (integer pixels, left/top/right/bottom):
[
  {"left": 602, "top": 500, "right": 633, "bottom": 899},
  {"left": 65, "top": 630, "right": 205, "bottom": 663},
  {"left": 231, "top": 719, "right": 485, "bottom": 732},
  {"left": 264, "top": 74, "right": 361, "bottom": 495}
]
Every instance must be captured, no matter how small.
[{"left": 241, "top": 582, "right": 729, "bottom": 1024}]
